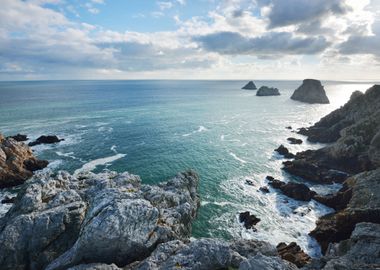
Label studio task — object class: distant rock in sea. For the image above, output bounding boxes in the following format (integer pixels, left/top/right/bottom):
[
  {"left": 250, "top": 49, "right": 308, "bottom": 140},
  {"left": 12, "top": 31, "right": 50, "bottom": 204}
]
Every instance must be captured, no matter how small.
[
  {"left": 0, "top": 133, "right": 48, "bottom": 188},
  {"left": 28, "top": 135, "right": 64, "bottom": 146},
  {"left": 291, "top": 79, "right": 329, "bottom": 104},
  {"left": 256, "top": 86, "right": 280, "bottom": 96},
  {"left": 242, "top": 81, "right": 257, "bottom": 90}
]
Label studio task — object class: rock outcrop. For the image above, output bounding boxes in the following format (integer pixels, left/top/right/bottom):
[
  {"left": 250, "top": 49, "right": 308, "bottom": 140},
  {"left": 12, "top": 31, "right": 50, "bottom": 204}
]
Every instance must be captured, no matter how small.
[
  {"left": 239, "top": 211, "right": 261, "bottom": 230},
  {"left": 29, "top": 135, "right": 64, "bottom": 146},
  {"left": 256, "top": 86, "right": 280, "bottom": 96},
  {"left": 309, "top": 169, "right": 380, "bottom": 254},
  {"left": 267, "top": 178, "right": 316, "bottom": 201},
  {"left": 0, "top": 134, "right": 48, "bottom": 188},
  {"left": 6, "top": 134, "right": 28, "bottom": 142},
  {"left": 276, "top": 242, "right": 311, "bottom": 268},
  {"left": 0, "top": 170, "right": 200, "bottom": 270},
  {"left": 291, "top": 79, "right": 329, "bottom": 104},
  {"left": 287, "top": 137, "right": 302, "bottom": 144},
  {"left": 304, "top": 222, "right": 380, "bottom": 270},
  {"left": 242, "top": 81, "right": 257, "bottom": 90},
  {"left": 275, "top": 145, "right": 295, "bottom": 159}
]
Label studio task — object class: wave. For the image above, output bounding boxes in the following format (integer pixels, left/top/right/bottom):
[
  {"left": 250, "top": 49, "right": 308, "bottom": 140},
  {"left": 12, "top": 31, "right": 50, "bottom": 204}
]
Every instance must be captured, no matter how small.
[
  {"left": 182, "top": 126, "right": 208, "bottom": 137},
  {"left": 74, "top": 153, "right": 126, "bottom": 176},
  {"left": 229, "top": 152, "right": 247, "bottom": 164}
]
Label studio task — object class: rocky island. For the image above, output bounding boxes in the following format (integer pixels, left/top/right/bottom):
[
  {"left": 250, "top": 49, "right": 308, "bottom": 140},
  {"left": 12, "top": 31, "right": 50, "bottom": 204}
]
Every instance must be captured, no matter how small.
[
  {"left": 242, "top": 81, "right": 257, "bottom": 90},
  {"left": 256, "top": 86, "right": 280, "bottom": 96},
  {"left": 291, "top": 79, "right": 330, "bottom": 104}
]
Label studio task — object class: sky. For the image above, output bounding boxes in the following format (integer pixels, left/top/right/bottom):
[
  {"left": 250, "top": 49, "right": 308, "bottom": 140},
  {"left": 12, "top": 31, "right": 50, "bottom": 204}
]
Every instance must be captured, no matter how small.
[{"left": 0, "top": 0, "right": 380, "bottom": 80}]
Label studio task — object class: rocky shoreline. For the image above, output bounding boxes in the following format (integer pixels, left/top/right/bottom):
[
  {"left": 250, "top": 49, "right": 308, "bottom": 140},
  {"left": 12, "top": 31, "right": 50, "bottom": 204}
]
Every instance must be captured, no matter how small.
[{"left": 0, "top": 84, "right": 379, "bottom": 269}]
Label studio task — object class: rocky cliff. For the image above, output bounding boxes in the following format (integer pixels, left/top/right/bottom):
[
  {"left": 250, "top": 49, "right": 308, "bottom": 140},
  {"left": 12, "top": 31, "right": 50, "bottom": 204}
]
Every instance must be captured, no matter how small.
[
  {"left": 291, "top": 79, "right": 330, "bottom": 104},
  {"left": 0, "top": 134, "right": 48, "bottom": 188}
]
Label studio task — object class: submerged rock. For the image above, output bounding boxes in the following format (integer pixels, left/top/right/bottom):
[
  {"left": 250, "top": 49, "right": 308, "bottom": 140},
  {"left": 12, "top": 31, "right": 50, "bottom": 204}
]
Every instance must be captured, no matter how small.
[
  {"left": 0, "top": 170, "right": 200, "bottom": 270},
  {"left": 239, "top": 211, "right": 261, "bottom": 230},
  {"left": 0, "top": 133, "right": 48, "bottom": 188},
  {"left": 291, "top": 79, "right": 329, "bottom": 104},
  {"left": 275, "top": 145, "right": 295, "bottom": 159},
  {"left": 242, "top": 81, "right": 257, "bottom": 90},
  {"left": 276, "top": 242, "right": 311, "bottom": 267},
  {"left": 29, "top": 135, "right": 64, "bottom": 146},
  {"left": 256, "top": 86, "right": 280, "bottom": 96}
]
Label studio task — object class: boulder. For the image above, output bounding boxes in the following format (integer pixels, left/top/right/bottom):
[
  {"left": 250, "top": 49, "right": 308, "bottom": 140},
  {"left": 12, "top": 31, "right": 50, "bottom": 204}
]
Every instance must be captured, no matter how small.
[
  {"left": 29, "top": 135, "right": 64, "bottom": 146},
  {"left": 0, "top": 170, "right": 200, "bottom": 270},
  {"left": 276, "top": 242, "right": 311, "bottom": 267},
  {"left": 0, "top": 133, "right": 48, "bottom": 188},
  {"left": 242, "top": 81, "right": 257, "bottom": 90},
  {"left": 259, "top": 186, "right": 270, "bottom": 193},
  {"left": 287, "top": 137, "right": 302, "bottom": 144},
  {"left": 239, "top": 211, "right": 261, "bottom": 230},
  {"left": 256, "top": 86, "right": 280, "bottom": 96},
  {"left": 6, "top": 134, "right": 28, "bottom": 142},
  {"left": 291, "top": 79, "right": 329, "bottom": 104},
  {"left": 275, "top": 145, "right": 295, "bottom": 159},
  {"left": 267, "top": 179, "right": 316, "bottom": 201}
]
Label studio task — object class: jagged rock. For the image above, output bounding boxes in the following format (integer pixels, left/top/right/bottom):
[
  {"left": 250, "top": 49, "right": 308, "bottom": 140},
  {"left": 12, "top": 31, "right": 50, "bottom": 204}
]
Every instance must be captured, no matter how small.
[
  {"left": 276, "top": 242, "right": 311, "bottom": 267},
  {"left": 240, "top": 253, "right": 298, "bottom": 270},
  {"left": 256, "top": 86, "right": 280, "bottom": 96},
  {"left": 309, "top": 169, "right": 380, "bottom": 254},
  {"left": 267, "top": 179, "right": 316, "bottom": 201},
  {"left": 298, "top": 85, "right": 380, "bottom": 143},
  {"left": 266, "top": 176, "right": 275, "bottom": 181},
  {"left": 1, "top": 195, "right": 16, "bottom": 204},
  {"left": 0, "top": 170, "right": 200, "bottom": 270},
  {"left": 29, "top": 135, "right": 64, "bottom": 146},
  {"left": 275, "top": 145, "right": 295, "bottom": 159},
  {"left": 287, "top": 137, "right": 302, "bottom": 144},
  {"left": 242, "top": 81, "right": 257, "bottom": 90},
  {"left": 0, "top": 133, "right": 48, "bottom": 188},
  {"left": 282, "top": 149, "right": 351, "bottom": 184},
  {"left": 313, "top": 182, "right": 352, "bottom": 211},
  {"left": 259, "top": 186, "right": 270, "bottom": 193},
  {"left": 291, "top": 79, "right": 329, "bottom": 104},
  {"left": 6, "top": 134, "right": 28, "bottom": 142},
  {"left": 239, "top": 211, "right": 261, "bottom": 229},
  {"left": 128, "top": 238, "right": 287, "bottom": 270},
  {"left": 68, "top": 263, "right": 121, "bottom": 270},
  {"left": 304, "top": 223, "right": 380, "bottom": 270}
]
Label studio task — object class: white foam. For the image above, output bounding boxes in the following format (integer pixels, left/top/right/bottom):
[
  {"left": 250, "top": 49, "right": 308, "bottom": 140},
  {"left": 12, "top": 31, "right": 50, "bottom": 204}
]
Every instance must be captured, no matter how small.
[
  {"left": 182, "top": 126, "right": 208, "bottom": 137},
  {"left": 74, "top": 153, "right": 126, "bottom": 176},
  {"left": 56, "top": 151, "right": 79, "bottom": 160},
  {"left": 110, "top": 145, "right": 117, "bottom": 153},
  {"left": 229, "top": 152, "right": 247, "bottom": 164}
]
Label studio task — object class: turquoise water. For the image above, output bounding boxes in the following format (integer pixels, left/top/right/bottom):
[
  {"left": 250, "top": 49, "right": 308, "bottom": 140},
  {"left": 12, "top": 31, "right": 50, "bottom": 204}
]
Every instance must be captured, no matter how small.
[{"left": 0, "top": 80, "right": 376, "bottom": 256}]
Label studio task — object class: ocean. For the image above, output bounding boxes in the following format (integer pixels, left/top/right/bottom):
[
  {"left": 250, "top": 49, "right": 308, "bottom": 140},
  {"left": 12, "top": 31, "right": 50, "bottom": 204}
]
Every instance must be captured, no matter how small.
[{"left": 0, "top": 80, "right": 376, "bottom": 256}]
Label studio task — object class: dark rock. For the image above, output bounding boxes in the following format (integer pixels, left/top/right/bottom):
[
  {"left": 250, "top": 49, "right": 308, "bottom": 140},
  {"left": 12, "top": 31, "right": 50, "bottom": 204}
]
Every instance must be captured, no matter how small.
[
  {"left": 256, "top": 86, "right": 280, "bottom": 96},
  {"left": 242, "top": 81, "right": 257, "bottom": 90},
  {"left": 290, "top": 79, "right": 330, "bottom": 104},
  {"left": 24, "top": 159, "right": 49, "bottom": 172},
  {"left": 245, "top": 179, "right": 255, "bottom": 186},
  {"left": 259, "top": 186, "right": 270, "bottom": 193},
  {"left": 286, "top": 126, "right": 292, "bottom": 130},
  {"left": 275, "top": 145, "right": 295, "bottom": 159},
  {"left": 313, "top": 182, "right": 352, "bottom": 211},
  {"left": 287, "top": 137, "right": 302, "bottom": 144},
  {"left": 239, "top": 211, "right": 261, "bottom": 229},
  {"left": 6, "top": 134, "right": 28, "bottom": 142},
  {"left": 1, "top": 196, "right": 16, "bottom": 204},
  {"left": 28, "top": 135, "right": 64, "bottom": 146},
  {"left": 276, "top": 242, "right": 311, "bottom": 268},
  {"left": 267, "top": 179, "right": 316, "bottom": 201},
  {"left": 266, "top": 176, "right": 275, "bottom": 181}
]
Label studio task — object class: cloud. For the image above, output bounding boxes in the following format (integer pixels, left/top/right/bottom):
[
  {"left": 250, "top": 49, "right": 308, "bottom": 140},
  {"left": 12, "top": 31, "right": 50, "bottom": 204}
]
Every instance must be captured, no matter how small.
[
  {"left": 258, "top": 0, "right": 351, "bottom": 28},
  {"left": 158, "top": 1, "right": 173, "bottom": 10},
  {"left": 194, "top": 31, "right": 329, "bottom": 55}
]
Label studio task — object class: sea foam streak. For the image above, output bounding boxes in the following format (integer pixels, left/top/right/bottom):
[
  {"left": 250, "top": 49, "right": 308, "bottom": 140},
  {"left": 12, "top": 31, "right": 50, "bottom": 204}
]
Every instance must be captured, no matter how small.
[
  {"left": 182, "top": 126, "right": 208, "bottom": 137},
  {"left": 229, "top": 152, "right": 247, "bottom": 164},
  {"left": 74, "top": 153, "right": 126, "bottom": 175}
]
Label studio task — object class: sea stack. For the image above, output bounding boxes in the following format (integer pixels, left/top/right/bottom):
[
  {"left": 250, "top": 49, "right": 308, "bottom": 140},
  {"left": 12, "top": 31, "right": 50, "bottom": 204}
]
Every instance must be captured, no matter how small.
[
  {"left": 256, "top": 86, "right": 280, "bottom": 96},
  {"left": 291, "top": 79, "right": 329, "bottom": 104},
  {"left": 242, "top": 81, "right": 257, "bottom": 90}
]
